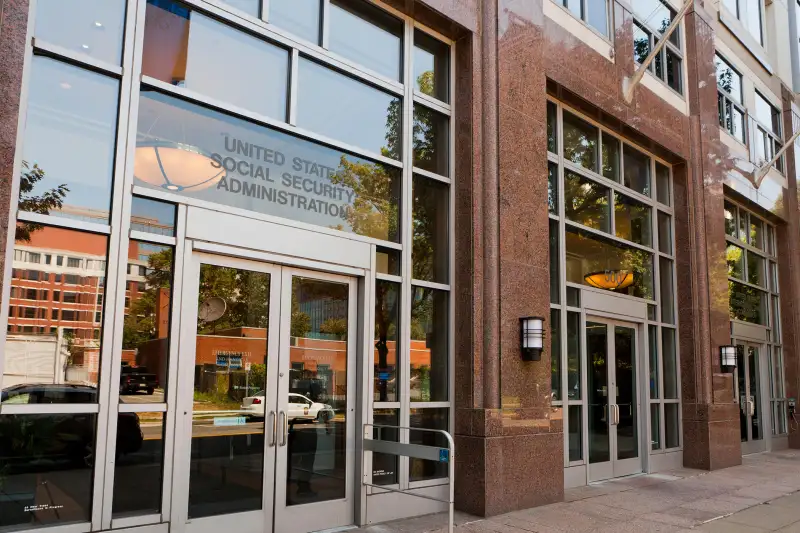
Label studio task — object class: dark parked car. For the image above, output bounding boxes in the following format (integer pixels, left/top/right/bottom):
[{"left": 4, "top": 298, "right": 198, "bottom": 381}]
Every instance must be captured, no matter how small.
[{"left": 120, "top": 365, "right": 158, "bottom": 395}]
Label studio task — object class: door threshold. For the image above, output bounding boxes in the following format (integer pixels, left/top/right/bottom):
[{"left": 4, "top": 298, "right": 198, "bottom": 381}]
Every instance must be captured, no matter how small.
[
  {"left": 588, "top": 472, "right": 645, "bottom": 485},
  {"left": 311, "top": 526, "right": 358, "bottom": 533}
]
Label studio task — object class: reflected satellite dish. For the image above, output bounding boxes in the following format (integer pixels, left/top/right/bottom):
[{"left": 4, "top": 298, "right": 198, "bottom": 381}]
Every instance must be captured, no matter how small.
[{"left": 199, "top": 297, "right": 226, "bottom": 322}]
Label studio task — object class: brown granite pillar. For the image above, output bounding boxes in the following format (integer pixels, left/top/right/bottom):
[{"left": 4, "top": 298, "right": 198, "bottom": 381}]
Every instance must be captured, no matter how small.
[
  {"left": 0, "top": 0, "right": 30, "bottom": 300},
  {"left": 675, "top": 4, "right": 741, "bottom": 470}
]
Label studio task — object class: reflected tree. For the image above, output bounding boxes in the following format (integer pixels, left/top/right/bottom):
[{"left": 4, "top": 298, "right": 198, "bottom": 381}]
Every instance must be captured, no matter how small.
[{"left": 15, "top": 161, "right": 68, "bottom": 242}]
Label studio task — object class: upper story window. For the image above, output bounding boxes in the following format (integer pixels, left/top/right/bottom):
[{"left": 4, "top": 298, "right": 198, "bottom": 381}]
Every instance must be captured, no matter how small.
[
  {"left": 723, "top": 0, "right": 763, "bottom": 44},
  {"left": 753, "top": 92, "right": 783, "bottom": 172},
  {"left": 558, "top": 0, "right": 610, "bottom": 37},
  {"left": 716, "top": 54, "right": 746, "bottom": 143},
  {"left": 632, "top": 0, "right": 683, "bottom": 94}
]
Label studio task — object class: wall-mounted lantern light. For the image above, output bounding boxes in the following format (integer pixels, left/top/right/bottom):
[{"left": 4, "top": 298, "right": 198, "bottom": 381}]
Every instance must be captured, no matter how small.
[
  {"left": 720, "top": 345, "right": 737, "bottom": 372},
  {"left": 520, "top": 316, "right": 545, "bottom": 361}
]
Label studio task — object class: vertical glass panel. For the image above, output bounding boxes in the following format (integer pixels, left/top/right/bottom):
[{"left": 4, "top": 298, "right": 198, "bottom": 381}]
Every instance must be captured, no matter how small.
[
  {"left": 188, "top": 264, "right": 270, "bottom": 518},
  {"left": 269, "top": 0, "right": 321, "bottom": 44},
  {"left": 772, "top": 296, "right": 781, "bottom": 340},
  {"left": 770, "top": 261, "right": 779, "bottom": 293},
  {"left": 376, "top": 247, "right": 401, "bottom": 276},
  {"left": 660, "top": 257, "right": 675, "bottom": 324},
  {"left": 666, "top": 50, "right": 682, "bottom": 93},
  {"left": 748, "top": 346, "right": 762, "bottom": 441},
  {"left": 649, "top": 325, "right": 659, "bottom": 399},
  {"left": 747, "top": 251, "right": 765, "bottom": 287},
  {"left": 372, "top": 409, "right": 399, "bottom": 485},
  {"left": 647, "top": 303, "right": 657, "bottom": 320},
  {"left": 131, "top": 197, "right": 176, "bottom": 236},
  {"left": 409, "top": 408, "right": 449, "bottom": 481},
  {"left": 413, "top": 104, "right": 450, "bottom": 175},
  {"left": 4, "top": 226, "right": 108, "bottom": 394},
  {"left": 729, "top": 281, "right": 767, "bottom": 324},
  {"left": 298, "top": 59, "right": 401, "bottom": 158},
  {"left": 412, "top": 175, "right": 449, "bottom": 283},
  {"left": 745, "top": 0, "right": 763, "bottom": 44},
  {"left": 739, "top": 209, "right": 748, "bottom": 243},
  {"left": 562, "top": 112, "right": 598, "bottom": 172},
  {"left": 143, "top": 1, "right": 289, "bottom": 121},
  {"left": 615, "top": 326, "right": 638, "bottom": 460},
  {"left": 587, "top": 0, "right": 609, "bottom": 36},
  {"left": 565, "top": 226, "right": 655, "bottom": 299},
  {"left": 374, "top": 280, "right": 400, "bottom": 402},
  {"left": 662, "top": 328, "right": 678, "bottom": 399},
  {"left": 633, "top": 22, "right": 651, "bottom": 65},
  {"left": 614, "top": 192, "right": 652, "bottom": 246},
  {"left": 568, "top": 405, "right": 583, "bottom": 461},
  {"left": 135, "top": 91, "right": 401, "bottom": 242},
  {"left": 586, "top": 322, "right": 609, "bottom": 463},
  {"left": 623, "top": 145, "right": 651, "bottom": 196},
  {"left": 551, "top": 309, "right": 561, "bottom": 401},
  {"left": 651, "top": 403, "right": 661, "bottom": 450},
  {"left": 602, "top": 133, "right": 620, "bottom": 182},
  {"left": 723, "top": 0, "right": 739, "bottom": 16},
  {"left": 657, "top": 211, "right": 672, "bottom": 254},
  {"left": 286, "top": 276, "right": 349, "bottom": 505},
  {"left": 715, "top": 54, "right": 743, "bottom": 103},
  {"left": 749, "top": 217, "right": 764, "bottom": 249},
  {"left": 112, "top": 412, "right": 165, "bottom": 517},
  {"left": 219, "top": 0, "right": 259, "bottom": 16},
  {"left": 410, "top": 287, "right": 448, "bottom": 402},
  {"left": 548, "top": 162, "right": 558, "bottom": 214},
  {"left": 632, "top": 0, "right": 673, "bottom": 33},
  {"left": 35, "top": 0, "right": 126, "bottom": 65},
  {"left": 737, "top": 344, "right": 747, "bottom": 441},
  {"left": 21, "top": 57, "right": 119, "bottom": 223},
  {"left": 566, "top": 0, "right": 582, "bottom": 19},
  {"left": 724, "top": 201, "right": 737, "bottom": 237},
  {"left": 329, "top": 0, "right": 403, "bottom": 81},
  {"left": 564, "top": 170, "right": 610, "bottom": 232},
  {"left": 727, "top": 244, "right": 744, "bottom": 279},
  {"left": 550, "top": 220, "right": 560, "bottom": 304},
  {"left": 414, "top": 30, "right": 450, "bottom": 102},
  {"left": 567, "top": 312, "right": 582, "bottom": 400},
  {"left": 664, "top": 403, "right": 680, "bottom": 448},
  {"left": 766, "top": 224, "right": 775, "bottom": 256},
  {"left": 655, "top": 163, "right": 671, "bottom": 206},
  {"left": 0, "top": 414, "right": 97, "bottom": 529},
  {"left": 547, "top": 102, "right": 558, "bottom": 153},
  {"left": 120, "top": 242, "right": 174, "bottom": 401},
  {"left": 567, "top": 287, "right": 581, "bottom": 307}
]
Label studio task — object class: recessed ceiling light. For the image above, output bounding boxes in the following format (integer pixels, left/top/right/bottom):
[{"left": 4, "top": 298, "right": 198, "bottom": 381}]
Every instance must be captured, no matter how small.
[
  {"left": 81, "top": 44, "right": 90, "bottom": 49},
  {"left": 94, "top": 21, "right": 103, "bottom": 27},
  {"left": 60, "top": 82, "right": 72, "bottom": 90}
]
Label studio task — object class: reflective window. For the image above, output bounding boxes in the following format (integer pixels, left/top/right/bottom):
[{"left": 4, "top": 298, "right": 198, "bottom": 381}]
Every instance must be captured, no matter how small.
[
  {"left": 649, "top": 325, "right": 659, "bottom": 398},
  {"left": 564, "top": 170, "right": 610, "bottom": 232},
  {"left": 551, "top": 309, "right": 561, "bottom": 400},
  {"left": 729, "top": 280, "right": 767, "bottom": 324},
  {"left": 269, "top": 0, "right": 321, "bottom": 44},
  {"left": 662, "top": 328, "right": 678, "bottom": 398},
  {"left": 563, "top": 112, "right": 598, "bottom": 172},
  {"left": 374, "top": 280, "right": 400, "bottom": 402},
  {"left": 724, "top": 201, "right": 737, "bottom": 237},
  {"left": 409, "top": 408, "right": 448, "bottom": 481},
  {"left": 568, "top": 405, "right": 583, "bottom": 461},
  {"left": 623, "top": 145, "right": 651, "bottom": 197},
  {"left": 0, "top": 414, "right": 97, "bottom": 529},
  {"left": 412, "top": 175, "right": 449, "bottom": 283},
  {"left": 716, "top": 54, "right": 743, "bottom": 103},
  {"left": 547, "top": 102, "right": 558, "bottom": 153},
  {"left": 21, "top": 57, "right": 119, "bottom": 223},
  {"left": 372, "top": 409, "right": 399, "bottom": 485},
  {"left": 413, "top": 104, "right": 449, "bottom": 175},
  {"left": 298, "top": 58, "right": 401, "bottom": 158},
  {"left": 4, "top": 226, "right": 108, "bottom": 394},
  {"left": 615, "top": 192, "right": 652, "bottom": 246},
  {"left": 727, "top": 243, "right": 744, "bottom": 279},
  {"left": 131, "top": 196, "right": 176, "bottom": 236},
  {"left": 658, "top": 212, "right": 672, "bottom": 254},
  {"left": 659, "top": 257, "right": 675, "bottom": 324},
  {"left": 218, "top": 0, "right": 259, "bottom": 17},
  {"left": 414, "top": 30, "right": 450, "bottom": 102},
  {"left": 410, "top": 287, "right": 448, "bottom": 402},
  {"left": 664, "top": 403, "right": 680, "bottom": 448},
  {"left": 35, "top": 0, "right": 126, "bottom": 65},
  {"left": 587, "top": 0, "right": 609, "bottom": 35},
  {"left": 112, "top": 412, "right": 165, "bottom": 517},
  {"left": 548, "top": 162, "right": 558, "bottom": 214},
  {"left": 329, "top": 0, "right": 403, "bottom": 81},
  {"left": 602, "top": 133, "right": 620, "bottom": 182},
  {"left": 747, "top": 251, "right": 766, "bottom": 287},
  {"left": 754, "top": 92, "right": 781, "bottom": 136},
  {"left": 135, "top": 91, "right": 401, "bottom": 242},
  {"left": 143, "top": 0, "right": 289, "bottom": 121},
  {"left": 567, "top": 311, "right": 581, "bottom": 400},
  {"left": 744, "top": 0, "right": 763, "bottom": 44},
  {"left": 655, "top": 163, "right": 671, "bottom": 205},
  {"left": 376, "top": 247, "right": 401, "bottom": 276},
  {"left": 550, "top": 220, "right": 560, "bottom": 304},
  {"left": 651, "top": 404, "right": 661, "bottom": 450}
]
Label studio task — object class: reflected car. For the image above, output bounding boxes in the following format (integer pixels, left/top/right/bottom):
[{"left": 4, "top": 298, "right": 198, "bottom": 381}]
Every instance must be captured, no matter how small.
[{"left": 241, "top": 392, "right": 334, "bottom": 422}]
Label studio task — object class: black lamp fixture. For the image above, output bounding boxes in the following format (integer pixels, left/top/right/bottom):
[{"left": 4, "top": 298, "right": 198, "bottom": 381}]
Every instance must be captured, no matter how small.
[
  {"left": 520, "top": 316, "right": 545, "bottom": 361},
  {"left": 720, "top": 345, "right": 737, "bottom": 372}
]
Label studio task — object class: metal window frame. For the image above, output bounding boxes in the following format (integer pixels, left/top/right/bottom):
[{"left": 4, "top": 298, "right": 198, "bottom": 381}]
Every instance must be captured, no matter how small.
[{"left": 631, "top": 5, "right": 685, "bottom": 97}]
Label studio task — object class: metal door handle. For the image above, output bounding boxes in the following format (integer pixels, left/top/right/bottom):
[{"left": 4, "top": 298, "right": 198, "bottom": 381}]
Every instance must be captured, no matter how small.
[
  {"left": 748, "top": 400, "right": 755, "bottom": 417},
  {"left": 279, "top": 411, "right": 288, "bottom": 446},
  {"left": 269, "top": 411, "right": 277, "bottom": 447},
  {"left": 614, "top": 405, "right": 620, "bottom": 425}
]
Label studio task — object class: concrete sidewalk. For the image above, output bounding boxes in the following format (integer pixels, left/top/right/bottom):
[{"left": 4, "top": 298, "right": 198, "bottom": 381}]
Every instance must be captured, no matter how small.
[{"left": 353, "top": 450, "right": 800, "bottom": 533}]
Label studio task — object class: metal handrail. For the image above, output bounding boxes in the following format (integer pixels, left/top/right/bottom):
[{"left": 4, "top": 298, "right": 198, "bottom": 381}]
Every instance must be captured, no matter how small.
[{"left": 362, "top": 423, "right": 455, "bottom": 533}]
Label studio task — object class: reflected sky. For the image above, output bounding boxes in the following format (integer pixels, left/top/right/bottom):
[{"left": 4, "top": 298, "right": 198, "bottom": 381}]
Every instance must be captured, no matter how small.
[{"left": 269, "top": 0, "right": 321, "bottom": 44}]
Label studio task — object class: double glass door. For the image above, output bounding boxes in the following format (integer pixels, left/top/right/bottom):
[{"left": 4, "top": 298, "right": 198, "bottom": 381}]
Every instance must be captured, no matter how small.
[
  {"left": 735, "top": 342, "right": 766, "bottom": 455},
  {"left": 173, "top": 252, "right": 356, "bottom": 533},
  {"left": 586, "top": 319, "right": 642, "bottom": 481}
]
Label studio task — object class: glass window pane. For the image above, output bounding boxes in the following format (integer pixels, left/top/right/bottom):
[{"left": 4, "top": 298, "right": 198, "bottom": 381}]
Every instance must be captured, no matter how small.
[
  {"left": 21, "top": 57, "right": 119, "bottom": 223},
  {"left": 135, "top": 91, "right": 401, "bottom": 242},
  {"left": 4, "top": 226, "right": 108, "bottom": 394},
  {"left": 664, "top": 403, "right": 680, "bottom": 448},
  {"left": 568, "top": 405, "right": 583, "bottom": 461},
  {"left": 269, "top": 0, "right": 321, "bottom": 44},
  {"left": 35, "top": 0, "right": 126, "bottom": 65},
  {"left": 602, "top": 133, "right": 620, "bottom": 182},
  {"left": 754, "top": 93, "right": 779, "bottom": 135},
  {"left": 724, "top": 201, "right": 737, "bottom": 237},
  {"left": 374, "top": 281, "right": 400, "bottom": 402},
  {"left": 658, "top": 212, "right": 672, "bottom": 254},
  {"left": 623, "top": 145, "right": 651, "bottom": 196},
  {"left": 410, "top": 287, "right": 448, "bottom": 402},
  {"left": 587, "top": 0, "right": 609, "bottom": 35},
  {"left": 550, "top": 220, "right": 560, "bottom": 304},
  {"left": 662, "top": 328, "right": 678, "bottom": 399},
  {"left": 372, "top": 409, "right": 399, "bottom": 485},
  {"left": 409, "top": 408, "right": 449, "bottom": 481},
  {"left": 614, "top": 192, "right": 652, "bottom": 246},
  {"left": 298, "top": 58, "right": 401, "bottom": 157},
  {"left": 566, "top": 0, "right": 582, "bottom": 19},
  {"left": 651, "top": 404, "right": 661, "bottom": 450},
  {"left": 772, "top": 296, "right": 781, "bottom": 340},
  {"left": 218, "top": 0, "right": 259, "bottom": 16},
  {"left": 715, "top": 54, "right": 742, "bottom": 103},
  {"left": 655, "top": 163, "right": 671, "bottom": 206},
  {"left": 648, "top": 303, "right": 657, "bottom": 320},
  {"left": 562, "top": 112, "right": 598, "bottom": 172},
  {"left": 564, "top": 170, "right": 610, "bottom": 232},
  {"left": 143, "top": 2, "right": 289, "bottom": 121},
  {"left": 749, "top": 217, "right": 764, "bottom": 249},
  {"left": 413, "top": 104, "right": 449, "bottom": 175},
  {"left": 551, "top": 309, "right": 561, "bottom": 401},
  {"left": 329, "top": 0, "right": 403, "bottom": 81},
  {"left": 131, "top": 197, "right": 176, "bottom": 236},
  {"left": 414, "top": 30, "right": 450, "bottom": 102},
  {"left": 120, "top": 242, "right": 174, "bottom": 401},
  {"left": 632, "top": 0, "right": 673, "bottom": 33},
  {"left": 0, "top": 414, "right": 97, "bottom": 529},
  {"left": 744, "top": 0, "right": 763, "bottom": 44},
  {"left": 633, "top": 22, "right": 651, "bottom": 65},
  {"left": 666, "top": 49, "right": 682, "bottom": 93},
  {"left": 723, "top": 0, "right": 739, "bottom": 15},
  {"left": 746, "top": 251, "right": 765, "bottom": 287},
  {"left": 565, "top": 225, "right": 655, "bottom": 299},
  {"left": 113, "top": 412, "right": 165, "bottom": 517},
  {"left": 770, "top": 261, "right": 779, "bottom": 293},
  {"left": 659, "top": 257, "right": 675, "bottom": 324},
  {"left": 376, "top": 247, "right": 401, "bottom": 275},
  {"left": 547, "top": 102, "right": 557, "bottom": 153},
  {"left": 567, "top": 311, "right": 581, "bottom": 400},
  {"left": 567, "top": 287, "right": 581, "bottom": 307},
  {"left": 412, "top": 175, "right": 449, "bottom": 283},
  {"left": 729, "top": 281, "right": 767, "bottom": 324},
  {"left": 649, "top": 325, "right": 659, "bottom": 399},
  {"left": 548, "top": 162, "right": 558, "bottom": 214}
]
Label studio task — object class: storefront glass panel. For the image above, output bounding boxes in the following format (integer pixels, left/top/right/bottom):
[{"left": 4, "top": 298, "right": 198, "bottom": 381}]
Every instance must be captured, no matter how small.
[
  {"left": 269, "top": 0, "right": 321, "bottom": 44},
  {"left": 35, "top": 0, "right": 126, "bottom": 64}
]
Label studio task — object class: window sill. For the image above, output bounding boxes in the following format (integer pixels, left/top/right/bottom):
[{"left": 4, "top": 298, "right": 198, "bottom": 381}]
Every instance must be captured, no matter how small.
[{"left": 718, "top": 7, "right": 773, "bottom": 75}]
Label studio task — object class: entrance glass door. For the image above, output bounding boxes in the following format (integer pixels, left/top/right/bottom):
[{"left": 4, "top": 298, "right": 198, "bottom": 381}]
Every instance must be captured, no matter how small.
[
  {"left": 736, "top": 343, "right": 767, "bottom": 455},
  {"left": 174, "top": 252, "right": 356, "bottom": 533},
  {"left": 586, "top": 319, "right": 642, "bottom": 482}
]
